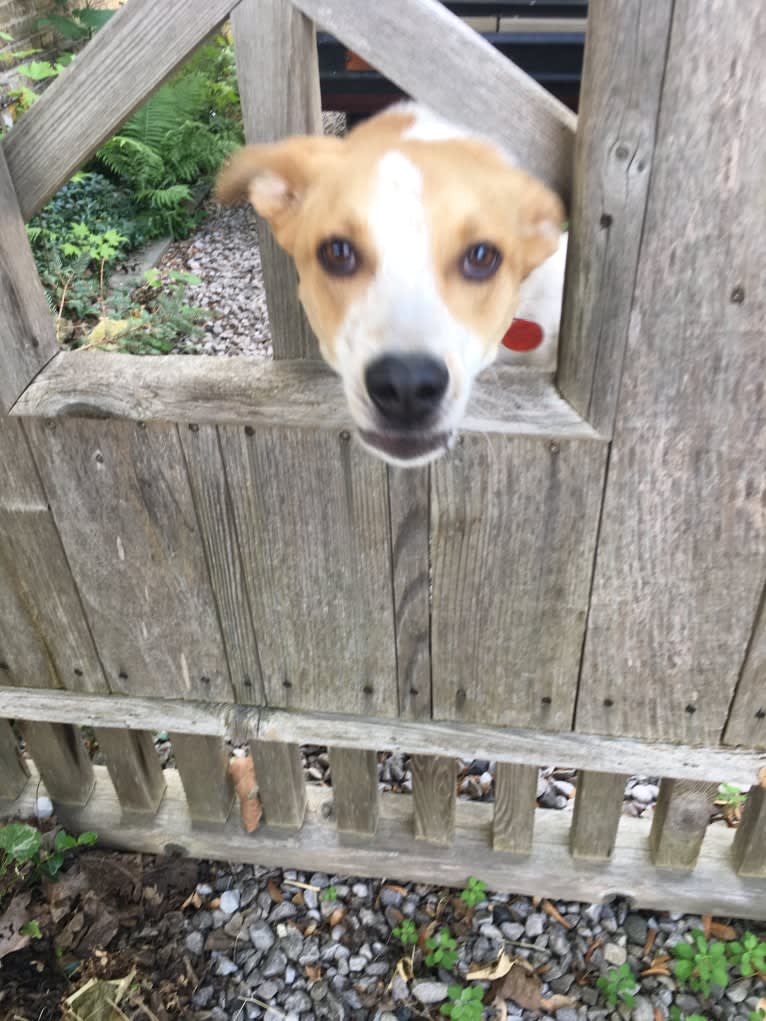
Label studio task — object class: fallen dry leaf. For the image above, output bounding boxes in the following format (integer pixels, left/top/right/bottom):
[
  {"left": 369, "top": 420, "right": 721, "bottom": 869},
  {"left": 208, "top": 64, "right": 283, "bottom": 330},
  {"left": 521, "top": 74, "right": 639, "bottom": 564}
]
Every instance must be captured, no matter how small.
[
  {"left": 0, "top": 892, "right": 33, "bottom": 962},
  {"left": 291, "top": 891, "right": 305, "bottom": 907},
  {"left": 305, "top": 964, "right": 322, "bottom": 982},
  {"left": 491, "top": 958, "right": 543, "bottom": 1011},
  {"left": 492, "top": 995, "right": 508, "bottom": 1021},
  {"left": 542, "top": 900, "right": 573, "bottom": 929},
  {"left": 702, "top": 915, "right": 713, "bottom": 940},
  {"left": 709, "top": 921, "right": 737, "bottom": 941},
  {"left": 654, "top": 1009, "right": 664, "bottom": 1021},
  {"left": 208, "top": 896, "right": 221, "bottom": 910},
  {"left": 643, "top": 927, "right": 657, "bottom": 957},
  {"left": 540, "top": 994, "right": 576, "bottom": 1012},
  {"left": 467, "top": 951, "right": 513, "bottom": 981},
  {"left": 267, "top": 879, "right": 283, "bottom": 903},
  {"left": 417, "top": 920, "right": 437, "bottom": 951},
  {"left": 228, "top": 755, "right": 263, "bottom": 833},
  {"left": 641, "top": 966, "right": 671, "bottom": 978},
  {"left": 584, "top": 938, "right": 603, "bottom": 963},
  {"left": 329, "top": 907, "right": 345, "bottom": 927},
  {"left": 395, "top": 956, "right": 414, "bottom": 983},
  {"left": 181, "top": 890, "right": 203, "bottom": 911}
]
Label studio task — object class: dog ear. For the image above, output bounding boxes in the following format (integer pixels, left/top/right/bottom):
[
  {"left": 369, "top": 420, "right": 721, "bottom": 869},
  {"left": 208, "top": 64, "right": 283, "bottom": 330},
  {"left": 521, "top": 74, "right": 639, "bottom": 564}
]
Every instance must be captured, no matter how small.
[
  {"left": 215, "top": 136, "right": 344, "bottom": 251},
  {"left": 510, "top": 171, "right": 566, "bottom": 278}
]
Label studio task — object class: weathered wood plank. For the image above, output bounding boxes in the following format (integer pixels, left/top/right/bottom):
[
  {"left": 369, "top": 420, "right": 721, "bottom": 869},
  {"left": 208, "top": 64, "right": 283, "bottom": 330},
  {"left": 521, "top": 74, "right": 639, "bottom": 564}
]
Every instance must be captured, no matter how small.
[
  {"left": 492, "top": 763, "right": 538, "bottom": 855},
  {"left": 12, "top": 353, "right": 598, "bottom": 441},
  {"left": 0, "top": 147, "right": 58, "bottom": 414},
  {"left": 0, "top": 719, "right": 28, "bottom": 801},
  {"left": 569, "top": 771, "right": 627, "bottom": 861},
  {"left": 20, "top": 721, "right": 94, "bottom": 806},
  {"left": 732, "top": 784, "right": 766, "bottom": 877},
  {"left": 2, "top": 0, "right": 238, "bottom": 221},
  {"left": 218, "top": 425, "right": 397, "bottom": 714},
  {"left": 649, "top": 780, "right": 718, "bottom": 871},
  {"left": 24, "top": 419, "right": 233, "bottom": 702},
  {"left": 231, "top": 0, "right": 322, "bottom": 360},
  {"left": 388, "top": 467, "right": 431, "bottom": 720},
  {"left": 290, "top": 0, "right": 575, "bottom": 198},
  {"left": 178, "top": 424, "right": 264, "bottom": 704},
  {"left": 411, "top": 755, "right": 455, "bottom": 845},
  {"left": 171, "top": 734, "right": 234, "bottom": 825},
  {"left": 724, "top": 586, "right": 766, "bottom": 748},
  {"left": 7, "top": 687, "right": 766, "bottom": 786},
  {"left": 556, "top": 0, "right": 673, "bottom": 435},
  {"left": 575, "top": 0, "right": 766, "bottom": 745},
  {"left": 431, "top": 434, "right": 607, "bottom": 729},
  {"left": 328, "top": 748, "right": 379, "bottom": 836},
  {"left": 12, "top": 765, "right": 766, "bottom": 920},
  {"left": 94, "top": 728, "right": 165, "bottom": 816},
  {"left": 250, "top": 740, "right": 306, "bottom": 829}
]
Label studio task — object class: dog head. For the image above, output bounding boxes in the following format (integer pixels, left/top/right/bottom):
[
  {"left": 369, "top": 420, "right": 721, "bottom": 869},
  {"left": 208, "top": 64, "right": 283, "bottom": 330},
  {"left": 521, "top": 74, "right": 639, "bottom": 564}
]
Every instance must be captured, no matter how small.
[{"left": 216, "top": 104, "right": 564, "bottom": 466}]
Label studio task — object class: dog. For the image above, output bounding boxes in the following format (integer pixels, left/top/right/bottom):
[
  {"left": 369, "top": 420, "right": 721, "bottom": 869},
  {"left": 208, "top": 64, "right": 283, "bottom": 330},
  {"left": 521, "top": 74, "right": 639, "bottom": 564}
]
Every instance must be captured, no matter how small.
[{"left": 216, "top": 103, "right": 566, "bottom": 466}]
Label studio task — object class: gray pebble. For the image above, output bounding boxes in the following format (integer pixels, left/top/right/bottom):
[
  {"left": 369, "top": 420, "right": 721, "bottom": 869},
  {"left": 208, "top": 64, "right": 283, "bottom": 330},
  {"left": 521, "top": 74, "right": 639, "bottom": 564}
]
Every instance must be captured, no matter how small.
[
  {"left": 185, "top": 931, "right": 204, "bottom": 955},
  {"left": 554, "top": 1009, "right": 578, "bottom": 1021},
  {"left": 310, "top": 981, "right": 329, "bottom": 1003},
  {"left": 270, "top": 901, "right": 298, "bottom": 922},
  {"left": 250, "top": 921, "right": 276, "bottom": 952},
  {"left": 220, "top": 889, "right": 241, "bottom": 915},
  {"left": 192, "top": 986, "right": 215, "bottom": 1008},
  {"left": 281, "top": 928, "right": 304, "bottom": 961},
  {"left": 603, "top": 942, "right": 627, "bottom": 966},
  {"left": 215, "top": 955, "right": 239, "bottom": 976},
  {"left": 299, "top": 938, "right": 320, "bottom": 965},
  {"left": 352, "top": 883, "right": 369, "bottom": 899},
  {"left": 366, "top": 961, "right": 391, "bottom": 976},
  {"left": 303, "top": 888, "right": 319, "bottom": 910},
  {"left": 726, "top": 981, "right": 750, "bottom": 1004},
  {"left": 624, "top": 914, "right": 649, "bottom": 946},
  {"left": 501, "top": 922, "right": 526, "bottom": 941},
  {"left": 632, "top": 997, "right": 655, "bottom": 1021},
  {"left": 262, "top": 947, "right": 288, "bottom": 978},
  {"left": 380, "top": 887, "right": 403, "bottom": 908},
  {"left": 631, "top": 783, "right": 659, "bottom": 804},
  {"left": 549, "top": 928, "right": 570, "bottom": 957},
  {"left": 525, "top": 913, "right": 546, "bottom": 938},
  {"left": 284, "top": 991, "right": 312, "bottom": 1013},
  {"left": 412, "top": 981, "right": 449, "bottom": 1005},
  {"left": 348, "top": 954, "right": 367, "bottom": 972},
  {"left": 391, "top": 974, "right": 409, "bottom": 1001}
]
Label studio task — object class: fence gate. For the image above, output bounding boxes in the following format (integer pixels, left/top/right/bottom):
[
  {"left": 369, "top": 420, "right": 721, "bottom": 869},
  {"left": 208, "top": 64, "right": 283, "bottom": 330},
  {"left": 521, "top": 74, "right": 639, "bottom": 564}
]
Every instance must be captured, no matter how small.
[{"left": 1, "top": 0, "right": 765, "bottom": 918}]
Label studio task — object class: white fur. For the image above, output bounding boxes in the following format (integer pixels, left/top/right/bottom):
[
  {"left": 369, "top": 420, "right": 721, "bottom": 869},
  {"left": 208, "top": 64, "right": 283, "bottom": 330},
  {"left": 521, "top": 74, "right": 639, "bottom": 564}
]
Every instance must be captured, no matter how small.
[{"left": 334, "top": 148, "right": 490, "bottom": 450}]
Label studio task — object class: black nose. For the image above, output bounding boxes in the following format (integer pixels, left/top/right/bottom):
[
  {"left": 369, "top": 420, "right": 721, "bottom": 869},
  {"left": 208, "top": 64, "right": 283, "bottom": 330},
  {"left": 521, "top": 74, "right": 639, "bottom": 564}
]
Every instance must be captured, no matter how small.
[{"left": 364, "top": 354, "right": 449, "bottom": 428}]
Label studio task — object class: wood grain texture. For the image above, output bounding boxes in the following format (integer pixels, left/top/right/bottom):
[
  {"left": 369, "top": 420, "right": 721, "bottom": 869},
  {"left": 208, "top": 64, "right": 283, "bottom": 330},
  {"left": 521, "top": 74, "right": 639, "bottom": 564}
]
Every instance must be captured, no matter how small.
[
  {"left": 7, "top": 687, "right": 766, "bottom": 786},
  {"left": 94, "top": 728, "right": 166, "bottom": 816},
  {"left": 388, "top": 467, "right": 431, "bottom": 719},
  {"left": 732, "top": 785, "right": 766, "bottom": 877},
  {"left": 170, "top": 734, "right": 234, "bottom": 825},
  {"left": 724, "top": 585, "right": 766, "bottom": 748},
  {"left": 0, "top": 147, "right": 58, "bottom": 413},
  {"left": 411, "top": 755, "right": 455, "bottom": 845},
  {"left": 328, "top": 748, "right": 379, "bottom": 836},
  {"left": 431, "top": 434, "right": 606, "bottom": 729},
  {"left": 25, "top": 419, "right": 233, "bottom": 702},
  {"left": 0, "top": 719, "right": 28, "bottom": 801},
  {"left": 12, "top": 765, "right": 766, "bottom": 920},
  {"left": 556, "top": 0, "right": 673, "bottom": 435},
  {"left": 649, "top": 780, "right": 718, "bottom": 871},
  {"left": 575, "top": 0, "right": 766, "bottom": 744},
  {"left": 178, "top": 424, "right": 264, "bottom": 704},
  {"left": 290, "top": 0, "right": 576, "bottom": 198},
  {"left": 250, "top": 740, "right": 306, "bottom": 829},
  {"left": 569, "top": 771, "right": 627, "bottom": 861},
  {"left": 231, "top": 0, "right": 322, "bottom": 360},
  {"left": 492, "top": 763, "right": 537, "bottom": 854},
  {"left": 20, "top": 721, "right": 94, "bottom": 806},
  {"left": 2, "top": 0, "right": 237, "bottom": 221},
  {"left": 218, "top": 425, "right": 397, "bottom": 714},
  {"left": 12, "top": 353, "right": 598, "bottom": 440}
]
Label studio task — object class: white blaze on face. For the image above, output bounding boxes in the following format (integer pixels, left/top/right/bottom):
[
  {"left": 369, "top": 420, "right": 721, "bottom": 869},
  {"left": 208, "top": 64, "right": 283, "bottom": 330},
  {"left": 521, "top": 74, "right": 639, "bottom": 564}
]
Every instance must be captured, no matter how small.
[{"left": 334, "top": 148, "right": 490, "bottom": 433}]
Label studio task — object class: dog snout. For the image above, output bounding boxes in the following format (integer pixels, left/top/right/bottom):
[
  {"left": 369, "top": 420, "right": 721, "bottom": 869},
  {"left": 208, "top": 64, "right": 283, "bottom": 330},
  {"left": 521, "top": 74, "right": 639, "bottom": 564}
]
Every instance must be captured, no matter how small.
[{"left": 364, "top": 354, "right": 449, "bottom": 428}]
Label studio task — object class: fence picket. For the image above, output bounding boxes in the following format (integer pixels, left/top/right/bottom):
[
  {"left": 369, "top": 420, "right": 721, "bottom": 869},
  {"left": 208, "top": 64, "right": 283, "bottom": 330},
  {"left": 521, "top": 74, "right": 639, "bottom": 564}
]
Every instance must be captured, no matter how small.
[
  {"left": 0, "top": 720, "right": 29, "bottom": 801},
  {"left": 732, "top": 785, "right": 766, "bottom": 877},
  {"left": 171, "top": 735, "right": 234, "bottom": 824},
  {"left": 649, "top": 780, "right": 718, "bottom": 870},
  {"left": 492, "top": 764, "right": 538, "bottom": 854},
  {"left": 94, "top": 728, "right": 166, "bottom": 816},
  {"left": 251, "top": 740, "right": 306, "bottom": 828},
  {"left": 328, "top": 748, "right": 379, "bottom": 835},
  {"left": 411, "top": 755, "right": 455, "bottom": 845},
  {"left": 569, "top": 771, "right": 627, "bottom": 860},
  {"left": 21, "top": 722, "right": 94, "bottom": 805}
]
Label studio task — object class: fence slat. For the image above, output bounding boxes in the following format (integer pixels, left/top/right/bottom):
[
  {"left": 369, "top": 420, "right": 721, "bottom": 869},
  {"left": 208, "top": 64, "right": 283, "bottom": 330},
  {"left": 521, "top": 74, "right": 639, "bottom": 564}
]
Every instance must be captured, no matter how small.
[
  {"left": 0, "top": 149, "right": 58, "bottom": 414},
  {"left": 724, "top": 587, "right": 766, "bottom": 748},
  {"left": 24, "top": 419, "right": 233, "bottom": 702},
  {"left": 649, "top": 780, "right": 718, "bottom": 870},
  {"left": 94, "top": 728, "right": 165, "bottom": 816},
  {"left": 574, "top": 0, "right": 766, "bottom": 746},
  {"left": 0, "top": 720, "right": 29, "bottom": 801},
  {"left": 431, "top": 435, "right": 606, "bottom": 729},
  {"left": 569, "top": 771, "right": 627, "bottom": 860},
  {"left": 411, "top": 755, "right": 455, "bottom": 845},
  {"left": 290, "top": 0, "right": 575, "bottom": 198},
  {"left": 231, "top": 0, "right": 322, "bottom": 360},
  {"left": 492, "top": 763, "right": 538, "bottom": 854},
  {"left": 251, "top": 740, "right": 306, "bottom": 828},
  {"left": 218, "top": 426, "right": 397, "bottom": 714},
  {"left": 171, "top": 735, "right": 234, "bottom": 824},
  {"left": 732, "top": 785, "right": 766, "bottom": 877},
  {"left": 556, "top": 0, "right": 674, "bottom": 436},
  {"left": 2, "top": 0, "right": 239, "bottom": 221},
  {"left": 21, "top": 721, "right": 94, "bottom": 806},
  {"left": 388, "top": 467, "right": 431, "bottom": 720},
  {"left": 328, "top": 748, "right": 379, "bottom": 835},
  {"left": 178, "top": 424, "right": 264, "bottom": 704}
]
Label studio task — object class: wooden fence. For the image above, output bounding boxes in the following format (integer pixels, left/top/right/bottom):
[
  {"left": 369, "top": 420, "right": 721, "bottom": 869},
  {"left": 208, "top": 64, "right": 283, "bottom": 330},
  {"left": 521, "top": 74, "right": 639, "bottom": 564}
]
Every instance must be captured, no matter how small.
[{"left": 1, "top": 0, "right": 765, "bottom": 918}]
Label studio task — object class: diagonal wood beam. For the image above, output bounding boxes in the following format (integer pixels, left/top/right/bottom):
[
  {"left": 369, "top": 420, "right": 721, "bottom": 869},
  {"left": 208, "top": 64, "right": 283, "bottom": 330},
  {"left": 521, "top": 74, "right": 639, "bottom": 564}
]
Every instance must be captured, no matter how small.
[
  {"left": 290, "top": 0, "right": 576, "bottom": 198},
  {"left": 1, "top": 0, "right": 240, "bottom": 222}
]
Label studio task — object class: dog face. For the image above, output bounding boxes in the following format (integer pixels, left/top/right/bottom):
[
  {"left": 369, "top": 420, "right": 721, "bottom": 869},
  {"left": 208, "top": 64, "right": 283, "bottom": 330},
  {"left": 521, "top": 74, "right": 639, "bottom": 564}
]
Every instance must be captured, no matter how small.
[{"left": 216, "top": 105, "right": 564, "bottom": 466}]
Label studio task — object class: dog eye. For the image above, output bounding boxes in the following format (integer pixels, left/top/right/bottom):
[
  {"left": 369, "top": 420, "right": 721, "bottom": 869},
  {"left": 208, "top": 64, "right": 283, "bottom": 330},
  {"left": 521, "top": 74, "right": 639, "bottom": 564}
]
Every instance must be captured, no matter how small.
[
  {"left": 461, "top": 242, "right": 501, "bottom": 280},
  {"left": 318, "top": 237, "right": 359, "bottom": 276}
]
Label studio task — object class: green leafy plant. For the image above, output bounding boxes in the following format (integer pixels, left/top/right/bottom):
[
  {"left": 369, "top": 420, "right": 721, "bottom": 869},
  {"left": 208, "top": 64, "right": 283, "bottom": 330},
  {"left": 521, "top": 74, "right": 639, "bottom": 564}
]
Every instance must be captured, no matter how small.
[
  {"left": 321, "top": 885, "right": 338, "bottom": 903},
  {"left": 717, "top": 782, "right": 748, "bottom": 823},
  {"left": 392, "top": 918, "right": 418, "bottom": 947},
  {"left": 0, "top": 822, "right": 96, "bottom": 895},
  {"left": 672, "top": 931, "right": 730, "bottom": 997},
  {"left": 669, "top": 1009, "right": 708, "bottom": 1021},
  {"left": 727, "top": 931, "right": 766, "bottom": 977},
  {"left": 440, "top": 984, "right": 484, "bottom": 1021},
  {"left": 596, "top": 962, "right": 637, "bottom": 1009},
  {"left": 426, "top": 927, "right": 459, "bottom": 970},
  {"left": 751, "top": 1011, "right": 766, "bottom": 1021},
  {"left": 96, "top": 269, "right": 207, "bottom": 354},
  {"left": 460, "top": 877, "right": 487, "bottom": 909}
]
